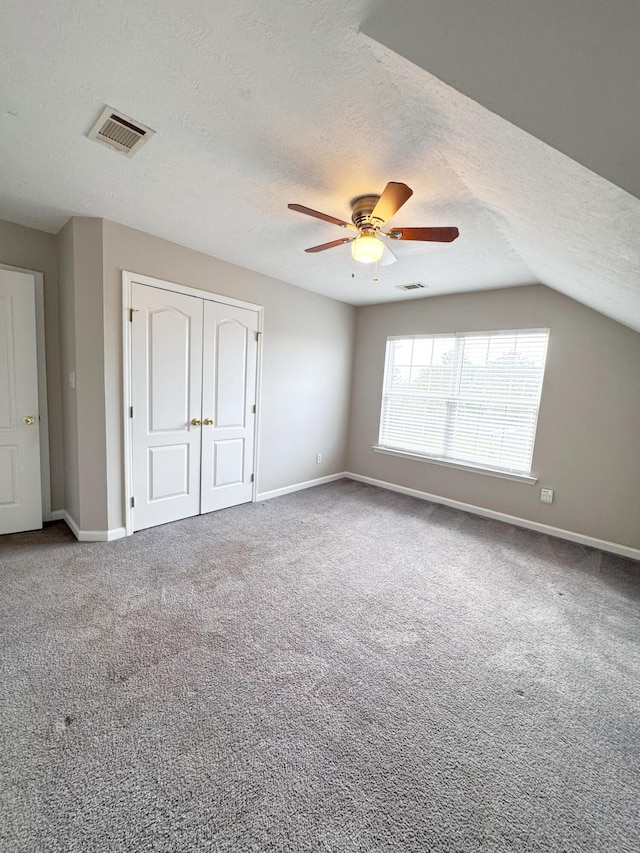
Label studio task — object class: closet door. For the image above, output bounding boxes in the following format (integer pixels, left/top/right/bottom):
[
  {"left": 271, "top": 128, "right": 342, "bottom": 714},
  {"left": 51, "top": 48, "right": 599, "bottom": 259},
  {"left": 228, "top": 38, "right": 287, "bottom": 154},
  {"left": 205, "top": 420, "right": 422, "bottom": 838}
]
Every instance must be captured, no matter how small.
[
  {"left": 130, "top": 283, "right": 203, "bottom": 531},
  {"left": 200, "top": 301, "right": 258, "bottom": 514}
]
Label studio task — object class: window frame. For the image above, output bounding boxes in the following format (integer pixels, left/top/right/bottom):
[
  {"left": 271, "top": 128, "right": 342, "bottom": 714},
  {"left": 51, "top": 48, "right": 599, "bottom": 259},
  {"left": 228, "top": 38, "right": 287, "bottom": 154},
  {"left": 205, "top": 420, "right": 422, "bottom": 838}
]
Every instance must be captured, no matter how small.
[{"left": 375, "top": 328, "right": 549, "bottom": 483}]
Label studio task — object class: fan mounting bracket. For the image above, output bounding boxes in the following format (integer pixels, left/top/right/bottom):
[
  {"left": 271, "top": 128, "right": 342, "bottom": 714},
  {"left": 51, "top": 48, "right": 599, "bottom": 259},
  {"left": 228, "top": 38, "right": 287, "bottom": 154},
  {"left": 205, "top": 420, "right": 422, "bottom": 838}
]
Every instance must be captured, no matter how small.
[{"left": 350, "top": 194, "right": 384, "bottom": 231}]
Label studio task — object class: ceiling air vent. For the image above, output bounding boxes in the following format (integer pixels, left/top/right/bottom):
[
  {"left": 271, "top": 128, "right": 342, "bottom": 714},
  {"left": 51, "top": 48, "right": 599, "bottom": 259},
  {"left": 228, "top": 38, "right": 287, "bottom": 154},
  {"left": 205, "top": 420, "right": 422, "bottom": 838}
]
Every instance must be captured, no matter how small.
[
  {"left": 396, "top": 282, "right": 427, "bottom": 291},
  {"left": 87, "top": 106, "right": 155, "bottom": 157}
]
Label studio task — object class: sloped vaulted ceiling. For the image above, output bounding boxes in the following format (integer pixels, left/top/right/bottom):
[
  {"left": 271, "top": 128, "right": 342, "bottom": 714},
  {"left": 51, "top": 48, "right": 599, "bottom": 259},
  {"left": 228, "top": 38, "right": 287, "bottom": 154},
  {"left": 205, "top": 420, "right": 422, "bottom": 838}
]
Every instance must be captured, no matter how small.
[
  {"left": 1, "top": 1, "right": 639, "bottom": 328},
  {"left": 361, "top": 0, "right": 640, "bottom": 331}
]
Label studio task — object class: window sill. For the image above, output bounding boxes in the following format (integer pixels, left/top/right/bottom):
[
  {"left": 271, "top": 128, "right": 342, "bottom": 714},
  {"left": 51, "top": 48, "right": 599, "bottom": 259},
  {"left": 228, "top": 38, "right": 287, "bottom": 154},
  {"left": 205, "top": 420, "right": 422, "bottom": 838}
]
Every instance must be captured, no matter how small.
[{"left": 371, "top": 445, "right": 538, "bottom": 484}]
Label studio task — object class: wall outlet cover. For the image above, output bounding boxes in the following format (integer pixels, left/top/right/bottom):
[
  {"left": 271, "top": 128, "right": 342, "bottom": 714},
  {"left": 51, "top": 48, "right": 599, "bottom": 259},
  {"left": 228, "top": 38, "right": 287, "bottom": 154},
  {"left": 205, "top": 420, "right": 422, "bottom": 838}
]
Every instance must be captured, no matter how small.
[{"left": 540, "top": 488, "right": 554, "bottom": 504}]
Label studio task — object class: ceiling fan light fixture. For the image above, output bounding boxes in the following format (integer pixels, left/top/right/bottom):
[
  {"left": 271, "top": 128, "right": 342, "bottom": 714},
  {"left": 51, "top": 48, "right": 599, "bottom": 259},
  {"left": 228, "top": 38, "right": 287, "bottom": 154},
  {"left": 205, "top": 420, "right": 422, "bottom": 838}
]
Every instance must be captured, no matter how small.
[
  {"left": 351, "top": 235, "right": 385, "bottom": 264},
  {"left": 289, "top": 182, "right": 459, "bottom": 263}
]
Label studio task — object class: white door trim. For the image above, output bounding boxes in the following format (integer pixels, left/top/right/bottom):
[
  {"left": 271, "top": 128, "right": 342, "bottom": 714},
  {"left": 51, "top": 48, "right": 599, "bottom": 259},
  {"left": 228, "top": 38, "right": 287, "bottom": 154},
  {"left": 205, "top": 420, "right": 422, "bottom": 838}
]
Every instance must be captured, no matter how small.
[
  {"left": 123, "top": 270, "right": 263, "bottom": 313},
  {"left": 122, "top": 271, "right": 264, "bottom": 537},
  {"left": 0, "top": 264, "right": 53, "bottom": 522}
]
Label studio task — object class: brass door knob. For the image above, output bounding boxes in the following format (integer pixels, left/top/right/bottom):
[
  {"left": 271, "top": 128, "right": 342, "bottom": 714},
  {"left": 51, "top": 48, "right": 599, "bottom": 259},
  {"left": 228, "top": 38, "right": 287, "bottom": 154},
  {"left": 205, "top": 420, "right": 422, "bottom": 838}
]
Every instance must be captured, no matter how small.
[
  {"left": 203, "top": 418, "right": 213, "bottom": 426},
  {"left": 190, "top": 418, "right": 202, "bottom": 426},
  {"left": 23, "top": 416, "right": 37, "bottom": 425}
]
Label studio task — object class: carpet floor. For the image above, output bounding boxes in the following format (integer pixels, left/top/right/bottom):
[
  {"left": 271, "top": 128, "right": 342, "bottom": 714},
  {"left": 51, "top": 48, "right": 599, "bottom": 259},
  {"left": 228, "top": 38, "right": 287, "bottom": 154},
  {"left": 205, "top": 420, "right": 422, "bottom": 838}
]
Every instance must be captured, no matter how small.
[{"left": 1, "top": 479, "right": 639, "bottom": 852}]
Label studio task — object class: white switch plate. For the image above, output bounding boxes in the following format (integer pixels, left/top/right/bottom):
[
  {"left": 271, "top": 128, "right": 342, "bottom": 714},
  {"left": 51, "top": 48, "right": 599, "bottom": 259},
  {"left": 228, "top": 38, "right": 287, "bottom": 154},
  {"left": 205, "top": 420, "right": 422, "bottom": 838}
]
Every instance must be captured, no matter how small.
[{"left": 540, "top": 488, "right": 554, "bottom": 504}]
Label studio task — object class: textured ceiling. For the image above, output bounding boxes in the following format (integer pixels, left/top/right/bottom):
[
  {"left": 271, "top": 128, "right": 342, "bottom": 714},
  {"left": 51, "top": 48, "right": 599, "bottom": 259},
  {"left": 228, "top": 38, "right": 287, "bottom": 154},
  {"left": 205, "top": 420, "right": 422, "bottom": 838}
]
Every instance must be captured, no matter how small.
[
  {"left": 1, "top": 0, "right": 639, "bottom": 328},
  {"left": 363, "top": 0, "right": 640, "bottom": 200}
]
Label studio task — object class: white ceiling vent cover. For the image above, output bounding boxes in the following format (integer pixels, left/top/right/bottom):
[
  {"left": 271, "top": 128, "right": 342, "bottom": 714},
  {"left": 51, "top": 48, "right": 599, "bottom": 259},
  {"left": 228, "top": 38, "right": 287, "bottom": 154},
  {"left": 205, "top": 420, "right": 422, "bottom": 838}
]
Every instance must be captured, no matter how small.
[
  {"left": 396, "top": 282, "right": 427, "bottom": 291},
  {"left": 87, "top": 106, "right": 155, "bottom": 157}
]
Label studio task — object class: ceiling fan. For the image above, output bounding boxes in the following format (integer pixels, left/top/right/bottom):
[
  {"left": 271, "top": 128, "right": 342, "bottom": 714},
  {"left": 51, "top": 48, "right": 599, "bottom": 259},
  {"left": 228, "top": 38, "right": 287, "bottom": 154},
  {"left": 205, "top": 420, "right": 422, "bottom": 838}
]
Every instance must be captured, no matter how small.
[{"left": 288, "top": 182, "right": 459, "bottom": 266}]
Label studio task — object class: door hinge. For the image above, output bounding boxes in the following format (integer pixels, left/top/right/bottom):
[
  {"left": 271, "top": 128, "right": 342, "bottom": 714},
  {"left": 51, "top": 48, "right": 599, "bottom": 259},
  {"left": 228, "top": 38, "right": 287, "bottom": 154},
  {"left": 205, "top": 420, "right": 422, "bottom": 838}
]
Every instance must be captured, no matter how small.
[
  {"left": 250, "top": 474, "right": 254, "bottom": 482},
  {"left": 130, "top": 496, "right": 135, "bottom": 508},
  {"left": 252, "top": 404, "right": 256, "bottom": 414},
  {"left": 129, "top": 308, "right": 139, "bottom": 322},
  {"left": 255, "top": 330, "right": 262, "bottom": 342},
  {"left": 129, "top": 406, "right": 134, "bottom": 418}
]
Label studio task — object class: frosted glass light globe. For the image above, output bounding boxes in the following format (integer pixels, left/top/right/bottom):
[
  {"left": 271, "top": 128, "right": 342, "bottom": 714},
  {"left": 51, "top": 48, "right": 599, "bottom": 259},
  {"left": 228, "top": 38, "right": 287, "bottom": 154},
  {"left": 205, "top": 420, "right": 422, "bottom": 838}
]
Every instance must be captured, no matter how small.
[{"left": 351, "top": 235, "right": 385, "bottom": 264}]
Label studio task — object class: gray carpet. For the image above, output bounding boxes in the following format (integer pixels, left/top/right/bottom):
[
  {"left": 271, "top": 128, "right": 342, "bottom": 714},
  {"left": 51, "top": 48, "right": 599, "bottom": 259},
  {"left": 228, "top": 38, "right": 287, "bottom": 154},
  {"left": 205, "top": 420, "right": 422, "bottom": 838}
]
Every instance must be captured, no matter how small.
[{"left": 1, "top": 479, "right": 639, "bottom": 852}]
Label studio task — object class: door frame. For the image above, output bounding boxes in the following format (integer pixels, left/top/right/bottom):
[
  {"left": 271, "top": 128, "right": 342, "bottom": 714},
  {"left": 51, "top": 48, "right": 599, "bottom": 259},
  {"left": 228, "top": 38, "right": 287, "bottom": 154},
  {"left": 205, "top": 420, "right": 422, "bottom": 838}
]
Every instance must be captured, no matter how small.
[
  {"left": 122, "top": 271, "right": 264, "bottom": 537},
  {"left": 0, "top": 264, "right": 53, "bottom": 523}
]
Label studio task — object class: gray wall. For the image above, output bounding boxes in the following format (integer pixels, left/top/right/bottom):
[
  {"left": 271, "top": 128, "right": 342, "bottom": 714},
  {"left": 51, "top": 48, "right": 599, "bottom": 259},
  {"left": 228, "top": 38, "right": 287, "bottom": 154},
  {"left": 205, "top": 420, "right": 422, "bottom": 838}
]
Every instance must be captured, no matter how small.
[
  {"left": 101, "top": 219, "right": 355, "bottom": 532},
  {"left": 56, "top": 218, "right": 108, "bottom": 531},
  {"left": 348, "top": 285, "right": 640, "bottom": 549},
  {"left": 73, "top": 219, "right": 108, "bottom": 531},
  {"left": 0, "top": 218, "right": 64, "bottom": 512},
  {"left": 56, "top": 221, "right": 78, "bottom": 522}
]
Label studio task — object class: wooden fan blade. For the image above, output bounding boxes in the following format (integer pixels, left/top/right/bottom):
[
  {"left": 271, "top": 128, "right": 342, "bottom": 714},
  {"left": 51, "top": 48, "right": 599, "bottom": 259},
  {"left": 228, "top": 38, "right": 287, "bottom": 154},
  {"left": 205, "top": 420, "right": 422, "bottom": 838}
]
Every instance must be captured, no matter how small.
[
  {"left": 387, "top": 227, "right": 459, "bottom": 243},
  {"left": 371, "top": 182, "right": 413, "bottom": 224},
  {"left": 288, "top": 203, "right": 350, "bottom": 228},
  {"left": 304, "top": 237, "right": 354, "bottom": 253},
  {"left": 379, "top": 243, "right": 398, "bottom": 266}
]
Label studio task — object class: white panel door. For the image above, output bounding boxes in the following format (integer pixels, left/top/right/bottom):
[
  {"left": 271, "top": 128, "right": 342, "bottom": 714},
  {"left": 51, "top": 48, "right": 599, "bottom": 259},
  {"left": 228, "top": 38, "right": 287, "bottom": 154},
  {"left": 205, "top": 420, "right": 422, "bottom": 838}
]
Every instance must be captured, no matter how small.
[
  {"left": 130, "top": 283, "right": 204, "bottom": 531},
  {"left": 200, "top": 301, "right": 258, "bottom": 514},
  {"left": 0, "top": 270, "right": 42, "bottom": 535}
]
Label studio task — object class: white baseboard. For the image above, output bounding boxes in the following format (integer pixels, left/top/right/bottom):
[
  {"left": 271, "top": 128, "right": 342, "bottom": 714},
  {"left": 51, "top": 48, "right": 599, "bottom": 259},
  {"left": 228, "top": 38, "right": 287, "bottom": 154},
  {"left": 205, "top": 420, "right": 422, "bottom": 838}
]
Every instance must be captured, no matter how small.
[
  {"left": 62, "top": 512, "right": 81, "bottom": 539},
  {"left": 106, "top": 527, "right": 126, "bottom": 541},
  {"left": 256, "top": 472, "right": 348, "bottom": 502},
  {"left": 345, "top": 472, "right": 640, "bottom": 562},
  {"left": 63, "top": 512, "right": 126, "bottom": 542},
  {"left": 47, "top": 509, "right": 64, "bottom": 522}
]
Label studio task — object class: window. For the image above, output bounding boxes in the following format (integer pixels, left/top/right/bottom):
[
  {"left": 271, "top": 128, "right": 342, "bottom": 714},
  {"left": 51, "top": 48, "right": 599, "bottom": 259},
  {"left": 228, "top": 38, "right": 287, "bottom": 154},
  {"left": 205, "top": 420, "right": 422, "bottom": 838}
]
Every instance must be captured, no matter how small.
[{"left": 377, "top": 329, "right": 549, "bottom": 477}]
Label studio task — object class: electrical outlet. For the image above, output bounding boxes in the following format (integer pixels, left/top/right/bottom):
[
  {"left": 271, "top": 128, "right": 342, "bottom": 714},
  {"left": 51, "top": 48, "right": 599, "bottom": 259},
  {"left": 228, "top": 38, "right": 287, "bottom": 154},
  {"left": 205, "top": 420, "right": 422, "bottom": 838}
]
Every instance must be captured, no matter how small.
[
  {"left": 316, "top": 453, "right": 322, "bottom": 464},
  {"left": 540, "top": 488, "right": 554, "bottom": 504},
  {"left": 69, "top": 371, "right": 75, "bottom": 389}
]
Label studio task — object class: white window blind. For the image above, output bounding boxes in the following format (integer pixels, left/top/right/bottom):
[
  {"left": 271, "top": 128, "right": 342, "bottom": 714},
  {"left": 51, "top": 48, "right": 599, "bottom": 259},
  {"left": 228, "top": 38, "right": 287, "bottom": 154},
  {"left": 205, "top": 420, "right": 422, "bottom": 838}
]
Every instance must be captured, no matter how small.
[{"left": 378, "top": 329, "right": 549, "bottom": 476}]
